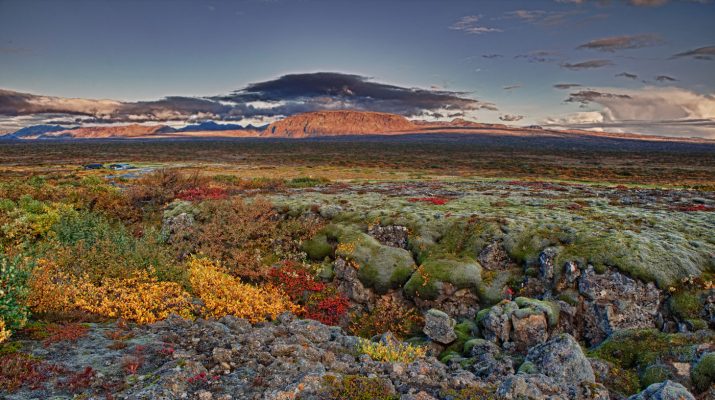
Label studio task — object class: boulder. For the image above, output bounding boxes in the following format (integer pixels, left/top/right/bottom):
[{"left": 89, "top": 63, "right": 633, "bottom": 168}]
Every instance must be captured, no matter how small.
[
  {"left": 579, "top": 266, "right": 661, "bottom": 345},
  {"left": 367, "top": 224, "right": 409, "bottom": 249},
  {"left": 333, "top": 257, "right": 374, "bottom": 305},
  {"left": 525, "top": 333, "right": 595, "bottom": 386},
  {"left": 627, "top": 380, "right": 695, "bottom": 400},
  {"left": 423, "top": 309, "right": 457, "bottom": 344}
]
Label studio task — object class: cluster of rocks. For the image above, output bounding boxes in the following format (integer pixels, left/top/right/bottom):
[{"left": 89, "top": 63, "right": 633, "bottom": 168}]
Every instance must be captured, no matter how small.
[{"left": 6, "top": 311, "right": 706, "bottom": 400}]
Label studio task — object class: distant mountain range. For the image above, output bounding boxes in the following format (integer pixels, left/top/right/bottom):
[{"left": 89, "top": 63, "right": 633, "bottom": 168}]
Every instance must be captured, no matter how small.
[{"left": 0, "top": 110, "right": 711, "bottom": 143}]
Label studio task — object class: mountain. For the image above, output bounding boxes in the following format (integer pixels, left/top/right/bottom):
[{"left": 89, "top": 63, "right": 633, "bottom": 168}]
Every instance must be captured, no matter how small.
[
  {"left": 4, "top": 124, "right": 73, "bottom": 139},
  {"left": 176, "top": 121, "right": 249, "bottom": 132},
  {"left": 50, "top": 124, "right": 176, "bottom": 139},
  {"left": 263, "top": 110, "right": 416, "bottom": 138}
]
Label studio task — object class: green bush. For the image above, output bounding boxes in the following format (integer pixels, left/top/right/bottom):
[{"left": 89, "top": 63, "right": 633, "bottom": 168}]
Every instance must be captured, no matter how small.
[
  {"left": 691, "top": 352, "right": 715, "bottom": 393},
  {"left": 0, "top": 254, "right": 30, "bottom": 336}
]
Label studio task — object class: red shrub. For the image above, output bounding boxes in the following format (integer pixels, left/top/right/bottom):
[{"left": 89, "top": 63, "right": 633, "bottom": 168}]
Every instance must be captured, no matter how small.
[
  {"left": 58, "top": 366, "right": 95, "bottom": 393},
  {"left": 408, "top": 197, "right": 450, "bottom": 205},
  {"left": 305, "top": 291, "right": 350, "bottom": 326},
  {"left": 43, "top": 323, "right": 89, "bottom": 347},
  {"left": 0, "top": 353, "right": 61, "bottom": 392},
  {"left": 269, "top": 263, "right": 326, "bottom": 301},
  {"left": 176, "top": 186, "right": 228, "bottom": 201},
  {"left": 672, "top": 204, "right": 715, "bottom": 212}
]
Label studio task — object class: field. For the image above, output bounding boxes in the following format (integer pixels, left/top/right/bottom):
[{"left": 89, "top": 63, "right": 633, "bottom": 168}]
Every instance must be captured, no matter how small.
[{"left": 0, "top": 136, "right": 714, "bottom": 399}]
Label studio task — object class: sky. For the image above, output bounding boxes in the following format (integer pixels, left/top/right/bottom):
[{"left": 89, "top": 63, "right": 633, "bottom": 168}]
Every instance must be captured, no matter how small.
[{"left": 0, "top": 0, "right": 714, "bottom": 137}]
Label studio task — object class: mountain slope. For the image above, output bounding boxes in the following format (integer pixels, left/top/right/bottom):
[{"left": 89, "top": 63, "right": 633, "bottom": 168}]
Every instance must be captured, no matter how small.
[{"left": 264, "top": 110, "right": 416, "bottom": 137}]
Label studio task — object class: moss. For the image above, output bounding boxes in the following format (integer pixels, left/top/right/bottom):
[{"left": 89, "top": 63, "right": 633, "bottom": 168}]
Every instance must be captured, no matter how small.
[
  {"left": 477, "top": 268, "right": 523, "bottom": 306},
  {"left": 639, "top": 364, "right": 671, "bottom": 388},
  {"left": 668, "top": 291, "right": 702, "bottom": 320},
  {"left": 439, "top": 351, "right": 462, "bottom": 364},
  {"left": 691, "top": 352, "right": 715, "bottom": 393},
  {"left": 317, "top": 261, "right": 335, "bottom": 281},
  {"left": 686, "top": 319, "right": 708, "bottom": 331},
  {"left": 518, "top": 360, "right": 537, "bottom": 374},
  {"left": 455, "top": 319, "right": 478, "bottom": 337},
  {"left": 600, "top": 364, "right": 641, "bottom": 396},
  {"left": 302, "top": 234, "right": 333, "bottom": 261},
  {"left": 328, "top": 224, "right": 416, "bottom": 294},
  {"left": 556, "top": 289, "right": 580, "bottom": 306},
  {"left": 476, "top": 307, "right": 492, "bottom": 324},
  {"left": 443, "top": 325, "right": 473, "bottom": 356},
  {"left": 320, "top": 374, "right": 399, "bottom": 400},
  {"left": 514, "top": 297, "right": 560, "bottom": 327},
  {"left": 403, "top": 257, "right": 481, "bottom": 301}
]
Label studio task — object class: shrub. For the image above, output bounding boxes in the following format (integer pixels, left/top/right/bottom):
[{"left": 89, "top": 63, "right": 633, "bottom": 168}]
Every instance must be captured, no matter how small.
[
  {"left": 185, "top": 198, "right": 324, "bottom": 280},
  {"left": 357, "top": 338, "right": 426, "bottom": 363},
  {"left": 188, "top": 257, "right": 300, "bottom": 323},
  {"left": 0, "top": 254, "right": 30, "bottom": 341},
  {"left": 27, "top": 260, "right": 193, "bottom": 324},
  {"left": 0, "top": 353, "right": 58, "bottom": 392},
  {"left": 349, "top": 296, "right": 422, "bottom": 339},
  {"left": 175, "top": 186, "right": 228, "bottom": 201},
  {"left": 691, "top": 352, "right": 715, "bottom": 393},
  {"left": 304, "top": 289, "right": 349, "bottom": 326},
  {"left": 407, "top": 197, "right": 450, "bottom": 205},
  {"left": 319, "top": 375, "right": 399, "bottom": 400},
  {"left": 269, "top": 263, "right": 326, "bottom": 301}
]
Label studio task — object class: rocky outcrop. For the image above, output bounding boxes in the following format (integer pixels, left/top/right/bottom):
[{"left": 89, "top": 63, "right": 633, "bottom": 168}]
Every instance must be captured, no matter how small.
[
  {"left": 478, "top": 298, "right": 558, "bottom": 352},
  {"left": 578, "top": 267, "right": 662, "bottom": 345},
  {"left": 264, "top": 110, "right": 416, "bottom": 138}
]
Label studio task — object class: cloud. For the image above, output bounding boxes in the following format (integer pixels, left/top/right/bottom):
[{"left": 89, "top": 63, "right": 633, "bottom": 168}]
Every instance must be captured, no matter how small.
[
  {"left": 561, "top": 59, "right": 614, "bottom": 70},
  {"left": 655, "top": 75, "right": 677, "bottom": 82},
  {"left": 0, "top": 72, "right": 495, "bottom": 125},
  {"left": 504, "top": 9, "right": 581, "bottom": 27},
  {"left": 514, "top": 50, "right": 560, "bottom": 63},
  {"left": 577, "top": 34, "right": 663, "bottom": 52},
  {"left": 554, "top": 83, "right": 582, "bottom": 89},
  {"left": 216, "top": 72, "right": 496, "bottom": 115},
  {"left": 449, "top": 15, "right": 502, "bottom": 34},
  {"left": 616, "top": 72, "right": 639, "bottom": 79},
  {"left": 499, "top": 114, "right": 525, "bottom": 122},
  {"left": 482, "top": 54, "right": 504, "bottom": 59},
  {"left": 544, "top": 86, "right": 715, "bottom": 137},
  {"left": 670, "top": 45, "right": 715, "bottom": 60},
  {"left": 503, "top": 84, "right": 522, "bottom": 90}
]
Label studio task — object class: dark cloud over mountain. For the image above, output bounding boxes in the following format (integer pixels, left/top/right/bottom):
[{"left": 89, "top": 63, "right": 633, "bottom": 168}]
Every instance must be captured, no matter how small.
[{"left": 0, "top": 72, "right": 493, "bottom": 123}]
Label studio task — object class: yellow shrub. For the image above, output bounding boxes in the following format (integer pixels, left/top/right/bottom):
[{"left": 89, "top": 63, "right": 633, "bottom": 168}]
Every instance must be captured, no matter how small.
[
  {"left": 75, "top": 273, "right": 193, "bottom": 324},
  {"left": 27, "top": 260, "right": 193, "bottom": 324},
  {"left": 188, "top": 257, "right": 300, "bottom": 323},
  {"left": 0, "top": 319, "right": 10, "bottom": 343},
  {"left": 357, "top": 338, "right": 427, "bottom": 363}
]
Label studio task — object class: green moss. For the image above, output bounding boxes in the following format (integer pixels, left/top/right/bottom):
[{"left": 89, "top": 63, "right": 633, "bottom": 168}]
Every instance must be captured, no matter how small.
[
  {"left": 455, "top": 319, "right": 478, "bottom": 337},
  {"left": 514, "top": 297, "right": 560, "bottom": 327},
  {"left": 302, "top": 234, "right": 333, "bottom": 260},
  {"left": 321, "top": 374, "right": 399, "bottom": 400},
  {"left": 439, "top": 351, "right": 462, "bottom": 363},
  {"left": 600, "top": 363, "right": 641, "bottom": 396},
  {"left": 639, "top": 364, "right": 671, "bottom": 388},
  {"left": 518, "top": 360, "right": 537, "bottom": 374},
  {"left": 691, "top": 352, "right": 715, "bottom": 393},
  {"left": 403, "top": 257, "right": 481, "bottom": 300},
  {"left": 668, "top": 291, "right": 702, "bottom": 320},
  {"left": 328, "top": 224, "right": 416, "bottom": 294}
]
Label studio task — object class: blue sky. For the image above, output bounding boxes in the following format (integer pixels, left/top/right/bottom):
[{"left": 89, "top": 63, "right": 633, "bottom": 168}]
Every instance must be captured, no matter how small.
[{"left": 1, "top": 0, "right": 714, "bottom": 137}]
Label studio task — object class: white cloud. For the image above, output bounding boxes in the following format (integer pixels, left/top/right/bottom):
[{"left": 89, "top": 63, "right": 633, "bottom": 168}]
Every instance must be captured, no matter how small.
[{"left": 542, "top": 86, "right": 715, "bottom": 138}]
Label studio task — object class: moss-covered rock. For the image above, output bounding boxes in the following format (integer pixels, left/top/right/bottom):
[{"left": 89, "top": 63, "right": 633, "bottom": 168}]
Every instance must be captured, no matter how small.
[
  {"left": 326, "top": 224, "right": 416, "bottom": 294},
  {"left": 668, "top": 291, "right": 703, "bottom": 321},
  {"left": 691, "top": 352, "right": 715, "bottom": 393},
  {"left": 403, "top": 257, "right": 482, "bottom": 301},
  {"left": 302, "top": 233, "right": 334, "bottom": 260},
  {"left": 514, "top": 297, "right": 560, "bottom": 327}
]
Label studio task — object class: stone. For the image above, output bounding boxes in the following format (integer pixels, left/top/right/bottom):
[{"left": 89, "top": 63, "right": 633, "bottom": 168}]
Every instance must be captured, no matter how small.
[
  {"left": 367, "top": 224, "right": 409, "bottom": 249},
  {"left": 423, "top": 309, "right": 457, "bottom": 344},
  {"left": 626, "top": 380, "right": 696, "bottom": 400},
  {"left": 579, "top": 266, "right": 662, "bottom": 345},
  {"left": 525, "top": 333, "right": 595, "bottom": 386}
]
